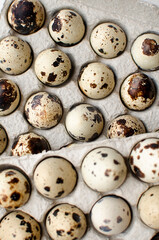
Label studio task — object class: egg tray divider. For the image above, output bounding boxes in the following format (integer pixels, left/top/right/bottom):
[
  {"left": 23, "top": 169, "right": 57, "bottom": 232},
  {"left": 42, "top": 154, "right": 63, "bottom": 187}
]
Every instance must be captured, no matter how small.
[{"left": 0, "top": 0, "right": 159, "bottom": 239}]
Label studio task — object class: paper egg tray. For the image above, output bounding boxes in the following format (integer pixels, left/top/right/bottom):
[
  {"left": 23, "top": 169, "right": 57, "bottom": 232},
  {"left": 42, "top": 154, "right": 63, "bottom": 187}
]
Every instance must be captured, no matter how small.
[{"left": 0, "top": 0, "right": 159, "bottom": 239}]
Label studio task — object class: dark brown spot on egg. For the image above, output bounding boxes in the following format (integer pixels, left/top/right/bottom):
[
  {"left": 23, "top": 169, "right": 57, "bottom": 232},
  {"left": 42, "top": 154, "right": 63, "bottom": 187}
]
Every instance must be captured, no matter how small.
[
  {"left": 128, "top": 73, "right": 155, "bottom": 102},
  {"left": 10, "top": 191, "right": 20, "bottom": 201},
  {"left": 88, "top": 132, "right": 99, "bottom": 141},
  {"left": 63, "top": 71, "right": 67, "bottom": 77},
  {"left": 86, "top": 106, "right": 95, "bottom": 112},
  {"left": 142, "top": 38, "right": 159, "bottom": 56},
  {"left": 44, "top": 186, "right": 50, "bottom": 192},
  {"left": 27, "top": 136, "right": 50, "bottom": 154},
  {"left": 16, "top": 214, "right": 24, "bottom": 219},
  {"left": 31, "top": 94, "right": 43, "bottom": 109},
  {"left": 100, "top": 83, "right": 108, "bottom": 89},
  {"left": 52, "top": 56, "right": 64, "bottom": 67},
  {"left": 117, "top": 216, "right": 123, "bottom": 223},
  {"left": 114, "top": 160, "right": 120, "bottom": 165},
  {"left": 133, "top": 143, "right": 141, "bottom": 151},
  {"left": 133, "top": 166, "right": 145, "bottom": 178},
  {"left": 10, "top": 0, "right": 38, "bottom": 34},
  {"left": 72, "top": 213, "right": 81, "bottom": 222},
  {"left": 114, "top": 176, "right": 119, "bottom": 181},
  {"left": 41, "top": 71, "right": 46, "bottom": 76},
  {"left": 56, "top": 230, "right": 64, "bottom": 236},
  {"left": 48, "top": 73, "right": 57, "bottom": 82},
  {"left": 69, "top": 11, "right": 77, "bottom": 16},
  {"left": 55, "top": 190, "right": 64, "bottom": 198},
  {"left": 53, "top": 209, "right": 59, "bottom": 216},
  {"left": 101, "top": 153, "right": 108, "bottom": 157},
  {"left": 144, "top": 142, "right": 159, "bottom": 149},
  {"left": 5, "top": 170, "right": 16, "bottom": 177},
  {"left": 116, "top": 118, "right": 135, "bottom": 137},
  {"left": 99, "top": 225, "right": 112, "bottom": 232},
  {"left": 93, "top": 114, "right": 102, "bottom": 123},
  {"left": 52, "top": 16, "right": 62, "bottom": 32},
  {"left": 56, "top": 178, "right": 64, "bottom": 184},
  {"left": 90, "top": 83, "right": 97, "bottom": 88},
  {"left": 8, "top": 177, "right": 19, "bottom": 184},
  {"left": 117, "top": 119, "right": 126, "bottom": 125}
]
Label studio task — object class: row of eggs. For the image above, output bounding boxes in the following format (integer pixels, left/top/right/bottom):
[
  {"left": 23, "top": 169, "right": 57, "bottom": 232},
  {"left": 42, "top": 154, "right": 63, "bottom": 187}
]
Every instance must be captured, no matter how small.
[{"left": 0, "top": 138, "right": 159, "bottom": 239}]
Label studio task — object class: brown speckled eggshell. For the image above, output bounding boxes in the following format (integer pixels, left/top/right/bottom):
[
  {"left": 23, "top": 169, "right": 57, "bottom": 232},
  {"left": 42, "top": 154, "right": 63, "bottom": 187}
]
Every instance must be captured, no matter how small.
[{"left": 7, "top": 0, "right": 46, "bottom": 35}]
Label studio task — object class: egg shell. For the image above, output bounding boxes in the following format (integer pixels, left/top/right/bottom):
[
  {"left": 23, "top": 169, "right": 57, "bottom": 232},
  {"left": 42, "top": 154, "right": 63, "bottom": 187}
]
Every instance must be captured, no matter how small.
[
  {"left": 0, "top": 167, "right": 31, "bottom": 209},
  {"left": 49, "top": 9, "right": 85, "bottom": 46},
  {"left": 90, "top": 22, "right": 127, "bottom": 59},
  {"left": 131, "top": 33, "right": 159, "bottom": 71},
  {"left": 129, "top": 138, "right": 159, "bottom": 183},
  {"left": 34, "top": 48, "right": 72, "bottom": 86},
  {"left": 0, "top": 210, "right": 41, "bottom": 239},
  {"left": 24, "top": 91, "right": 63, "bottom": 129},
  {"left": 0, "top": 36, "right": 33, "bottom": 75},
  {"left": 0, "top": 124, "right": 8, "bottom": 154},
  {"left": 81, "top": 147, "right": 127, "bottom": 192},
  {"left": 90, "top": 195, "right": 132, "bottom": 236},
  {"left": 33, "top": 156, "right": 77, "bottom": 199},
  {"left": 45, "top": 203, "right": 87, "bottom": 240},
  {"left": 138, "top": 186, "right": 159, "bottom": 229},
  {"left": 65, "top": 103, "right": 104, "bottom": 142},
  {"left": 151, "top": 233, "right": 159, "bottom": 240},
  {"left": 120, "top": 72, "right": 156, "bottom": 111},
  {"left": 7, "top": 0, "right": 46, "bottom": 35},
  {"left": 78, "top": 62, "right": 115, "bottom": 99},
  {"left": 107, "top": 114, "right": 146, "bottom": 139},
  {"left": 0, "top": 78, "right": 21, "bottom": 116},
  {"left": 11, "top": 132, "right": 51, "bottom": 156}
]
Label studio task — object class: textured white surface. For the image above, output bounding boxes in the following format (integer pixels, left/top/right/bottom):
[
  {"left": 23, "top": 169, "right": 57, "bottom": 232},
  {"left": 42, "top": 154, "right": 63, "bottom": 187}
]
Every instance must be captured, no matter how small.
[{"left": 0, "top": 0, "right": 159, "bottom": 240}]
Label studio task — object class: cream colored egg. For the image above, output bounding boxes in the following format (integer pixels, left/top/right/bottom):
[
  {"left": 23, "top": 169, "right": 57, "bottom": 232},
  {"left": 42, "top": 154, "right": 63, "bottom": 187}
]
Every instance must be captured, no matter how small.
[
  {"left": 35, "top": 48, "right": 71, "bottom": 86},
  {"left": 91, "top": 195, "right": 132, "bottom": 236},
  {"left": 81, "top": 147, "right": 127, "bottom": 192},
  {"left": 0, "top": 125, "right": 8, "bottom": 154},
  {"left": 90, "top": 22, "right": 127, "bottom": 58},
  {"left": 49, "top": 9, "right": 85, "bottom": 46},
  {"left": 120, "top": 72, "right": 156, "bottom": 111},
  {"left": 33, "top": 156, "right": 77, "bottom": 199},
  {"left": 138, "top": 186, "right": 159, "bottom": 229},
  {"left": 0, "top": 79, "right": 21, "bottom": 116},
  {"left": 129, "top": 138, "right": 159, "bottom": 183},
  {"left": 78, "top": 62, "right": 115, "bottom": 99},
  {"left": 107, "top": 115, "right": 146, "bottom": 139},
  {"left": 0, "top": 168, "right": 31, "bottom": 209},
  {"left": 131, "top": 33, "right": 159, "bottom": 71},
  {"left": 0, "top": 210, "right": 41, "bottom": 239},
  {"left": 0, "top": 36, "right": 33, "bottom": 75},
  {"left": 24, "top": 91, "right": 63, "bottom": 129},
  {"left": 46, "top": 203, "right": 87, "bottom": 240},
  {"left": 7, "top": 0, "right": 45, "bottom": 35},
  {"left": 65, "top": 103, "right": 104, "bottom": 142}
]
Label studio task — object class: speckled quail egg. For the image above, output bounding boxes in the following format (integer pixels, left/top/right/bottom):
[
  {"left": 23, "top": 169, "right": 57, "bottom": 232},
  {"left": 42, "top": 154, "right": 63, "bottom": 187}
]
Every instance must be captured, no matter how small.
[
  {"left": 120, "top": 72, "right": 156, "bottom": 111},
  {"left": 11, "top": 132, "right": 51, "bottom": 156},
  {"left": 33, "top": 156, "right": 77, "bottom": 199},
  {"left": 90, "top": 195, "right": 132, "bottom": 236},
  {"left": 0, "top": 210, "right": 41, "bottom": 239},
  {"left": 65, "top": 103, "right": 104, "bottom": 142},
  {"left": 49, "top": 9, "right": 85, "bottom": 46},
  {"left": 0, "top": 124, "right": 8, "bottom": 154},
  {"left": 81, "top": 147, "right": 127, "bottom": 192},
  {"left": 45, "top": 203, "right": 87, "bottom": 240},
  {"left": 138, "top": 185, "right": 159, "bottom": 229},
  {"left": 0, "top": 78, "right": 21, "bottom": 116},
  {"left": 7, "top": 0, "right": 45, "bottom": 35},
  {"left": 0, "top": 36, "right": 33, "bottom": 75},
  {"left": 107, "top": 114, "right": 146, "bottom": 139},
  {"left": 24, "top": 91, "right": 63, "bottom": 129},
  {"left": 151, "top": 233, "right": 159, "bottom": 240},
  {"left": 0, "top": 167, "right": 31, "bottom": 209},
  {"left": 35, "top": 48, "right": 71, "bottom": 86},
  {"left": 90, "top": 22, "right": 127, "bottom": 59},
  {"left": 78, "top": 62, "right": 115, "bottom": 99},
  {"left": 131, "top": 33, "right": 159, "bottom": 71},
  {"left": 129, "top": 138, "right": 159, "bottom": 183}
]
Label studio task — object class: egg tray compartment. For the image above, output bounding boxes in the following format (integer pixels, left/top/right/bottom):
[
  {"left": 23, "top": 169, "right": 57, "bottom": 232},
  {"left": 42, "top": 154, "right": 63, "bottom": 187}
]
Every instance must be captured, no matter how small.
[
  {"left": 0, "top": 0, "right": 159, "bottom": 155},
  {"left": 0, "top": 0, "right": 159, "bottom": 239}
]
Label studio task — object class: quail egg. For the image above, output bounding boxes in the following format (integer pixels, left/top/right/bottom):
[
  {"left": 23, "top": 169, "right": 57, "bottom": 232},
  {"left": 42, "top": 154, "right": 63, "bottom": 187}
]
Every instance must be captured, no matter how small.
[
  {"left": 7, "top": 0, "right": 45, "bottom": 35},
  {"left": 11, "top": 132, "right": 51, "bottom": 156},
  {"left": 138, "top": 185, "right": 159, "bottom": 229},
  {"left": 90, "top": 22, "right": 127, "bottom": 58},
  {"left": 120, "top": 72, "right": 156, "bottom": 111},
  {"left": 78, "top": 62, "right": 115, "bottom": 99},
  {"left": 151, "top": 233, "right": 159, "bottom": 240},
  {"left": 0, "top": 124, "right": 8, "bottom": 154},
  {"left": 33, "top": 156, "right": 77, "bottom": 199},
  {"left": 0, "top": 167, "right": 31, "bottom": 209},
  {"left": 34, "top": 48, "right": 71, "bottom": 86},
  {"left": 81, "top": 147, "right": 127, "bottom": 192},
  {"left": 45, "top": 203, "right": 87, "bottom": 240},
  {"left": 129, "top": 138, "right": 159, "bottom": 183},
  {"left": 24, "top": 91, "right": 63, "bottom": 129},
  {"left": 0, "top": 78, "right": 21, "bottom": 116},
  {"left": 90, "top": 195, "right": 132, "bottom": 236},
  {"left": 49, "top": 9, "right": 85, "bottom": 46},
  {"left": 0, "top": 210, "right": 41, "bottom": 239},
  {"left": 107, "top": 114, "right": 146, "bottom": 139},
  {"left": 65, "top": 103, "right": 104, "bottom": 142},
  {"left": 131, "top": 33, "right": 159, "bottom": 71},
  {"left": 0, "top": 36, "right": 33, "bottom": 75}
]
